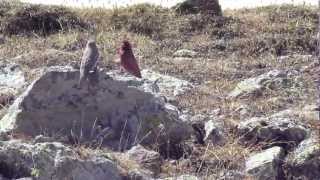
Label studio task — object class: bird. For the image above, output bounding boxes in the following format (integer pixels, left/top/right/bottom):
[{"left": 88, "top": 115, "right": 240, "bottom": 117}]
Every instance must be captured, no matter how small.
[
  {"left": 79, "top": 39, "right": 99, "bottom": 88},
  {"left": 117, "top": 40, "right": 142, "bottom": 78}
]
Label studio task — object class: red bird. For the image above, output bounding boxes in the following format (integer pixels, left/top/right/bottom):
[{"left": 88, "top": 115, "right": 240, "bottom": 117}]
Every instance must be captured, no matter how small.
[{"left": 117, "top": 40, "right": 142, "bottom": 78}]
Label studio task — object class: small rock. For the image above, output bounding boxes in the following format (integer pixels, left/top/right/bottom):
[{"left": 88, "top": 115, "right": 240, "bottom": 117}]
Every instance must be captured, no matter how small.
[
  {"left": 284, "top": 134, "right": 320, "bottom": 179},
  {"left": 0, "top": 87, "right": 15, "bottom": 107},
  {"left": 208, "top": 170, "right": 246, "bottom": 180},
  {"left": 172, "top": 57, "right": 194, "bottom": 63},
  {"left": 234, "top": 104, "right": 252, "bottom": 119},
  {"left": 173, "top": 49, "right": 198, "bottom": 58},
  {"left": 0, "top": 62, "right": 26, "bottom": 106},
  {"left": 159, "top": 174, "right": 199, "bottom": 180},
  {"left": 246, "top": 146, "right": 285, "bottom": 180},
  {"left": 127, "top": 145, "right": 162, "bottom": 176},
  {"left": 204, "top": 119, "right": 225, "bottom": 145},
  {"left": 300, "top": 104, "right": 319, "bottom": 121},
  {"left": 278, "top": 54, "right": 313, "bottom": 63},
  {"left": 126, "top": 169, "right": 153, "bottom": 180},
  {"left": 0, "top": 62, "right": 26, "bottom": 90},
  {"left": 33, "top": 135, "right": 55, "bottom": 143},
  {"left": 228, "top": 70, "right": 288, "bottom": 99},
  {"left": 237, "top": 113, "right": 308, "bottom": 148}
]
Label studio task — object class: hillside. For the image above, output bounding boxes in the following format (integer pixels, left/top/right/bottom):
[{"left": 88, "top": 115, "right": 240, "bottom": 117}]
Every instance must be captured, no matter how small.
[{"left": 0, "top": 1, "right": 319, "bottom": 179}]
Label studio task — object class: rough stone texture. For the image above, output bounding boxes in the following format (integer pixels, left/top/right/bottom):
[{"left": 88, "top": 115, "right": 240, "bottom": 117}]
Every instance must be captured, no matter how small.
[
  {"left": 0, "top": 66, "right": 192, "bottom": 150},
  {"left": 233, "top": 104, "right": 253, "bottom": 120},
  {"left": 237, "top": 111, "right": 309, "bottom": 147},
  {"left": 208, "top": 170, "right": 246, "bottom": 180},
  {"left": 228, "top": 70, "right": 288, "bottom": 99},
  {"left": 0, "top": 63, "right": 26, "bottom": 90},
  {"left": 159, "top": 174, "right": 199, "bottom": 180},
  {"left": 0, "top": 141, "right": 121, "bottom": 180},
  {"left": 126, "top": 169, "right": 153, "bottom": 180},
  {"left": 173, "top": 49, "right": 198, "bottom": 58},
  {"left": 299, "top": 104, "right": 319, "bottom": 121},
  {"left": 246, "top": 146, "right": 285, "bottom": 180},
  {"left": 204, "top": 119, "right": 225, "bottom": 145},
  {"left": 0, "top": 62, "right": 26, "bottom": 106},
  {"left": 126, "top": 145, "right": 162, "bottom": 176},
  {"left": 108, "top": 69, "right": 193, "bottom": 100},
  {"left": 284, "top": 134, "right": 320, "bottom": 179}
]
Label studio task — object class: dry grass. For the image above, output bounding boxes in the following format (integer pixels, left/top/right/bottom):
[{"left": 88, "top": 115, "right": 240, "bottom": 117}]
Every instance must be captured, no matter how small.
[
  {"left": 161, "top": 136, "right": 252, "bottom": 178},
  {"left": 0, "top": 1, "right": 318, "bottom": 178}
]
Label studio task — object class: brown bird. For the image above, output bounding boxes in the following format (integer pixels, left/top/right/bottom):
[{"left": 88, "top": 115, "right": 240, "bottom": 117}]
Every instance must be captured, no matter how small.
[
  {"left": 79, "top": 39, "right": 99, "bottom": 88},
  {"left": 117, "top": 40, "right": 142, "bottom": 78}
]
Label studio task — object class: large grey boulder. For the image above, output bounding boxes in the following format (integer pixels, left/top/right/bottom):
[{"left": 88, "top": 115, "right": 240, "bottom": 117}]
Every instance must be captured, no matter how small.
[
  {"left": 108, "top": 69, "right": 193, "bottom": 100},
  {"left": 245, "top": 146, "right": 285, "bottom": 180},
  {"left": 0, "top": 66, "right": 192, "bottom": 150},
  {"left": 0, "top": 140, "right": 121, "bottom": 180},
  {"left": 228, "top": 70, "right": 289, "bottom": 99},
  {"left": 237, "top": 111, "right": 309, "bottom": 147},
  {"left": 284, "top": 134, "right": 320, "bottom": 179}
]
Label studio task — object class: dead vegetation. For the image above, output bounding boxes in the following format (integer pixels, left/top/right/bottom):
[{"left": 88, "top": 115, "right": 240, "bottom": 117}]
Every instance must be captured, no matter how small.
[
  {"left": 0, "top": 1, "right": 88, "bottom": 36},
  {"left": 0, "top": 1, "right": 318, "bottom": 178}
]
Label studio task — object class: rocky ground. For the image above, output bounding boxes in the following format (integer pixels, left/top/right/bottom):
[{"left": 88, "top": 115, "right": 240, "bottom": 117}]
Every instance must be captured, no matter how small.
[{"left": 0, "top": 1, "right": 319, "bottom": 180}]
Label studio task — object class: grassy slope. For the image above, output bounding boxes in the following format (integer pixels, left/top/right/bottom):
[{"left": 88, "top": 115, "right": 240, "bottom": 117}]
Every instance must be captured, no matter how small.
[{"left": 0, "top": 1, "right": 318, "bottom": 178}]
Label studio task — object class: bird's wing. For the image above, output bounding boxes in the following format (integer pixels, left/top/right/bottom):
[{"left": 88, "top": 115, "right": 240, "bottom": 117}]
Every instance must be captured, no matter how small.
[{"left": 125, "top": 53, "right": 142, "bottom": 78}]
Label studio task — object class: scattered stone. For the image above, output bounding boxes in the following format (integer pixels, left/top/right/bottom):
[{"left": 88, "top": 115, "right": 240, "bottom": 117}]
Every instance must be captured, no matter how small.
[
  {"left": 0, "top": 141, "right": 122, "bottom": 180},
  {"left": 126, "top": 145, "right": 162, "bottom": 176},
  {"left": 300, "top": 104, "right": 319, "bottom": 121},
  {"left": 208, "top": 170, "right": 246, "bottom": 180},
  {"left": 245, "top": 146, "right": 285, "bottom": 180},
  {"left": 159, "top": 174, "right": 199, "bottom": 180},
  {"left": 278, "top": 54, "right": 313, "bottom": 64},
  {"left": 0, "top": 62, "right": 26, "bottom": 104},
  {"left": 228, "top": 70, "right": 288, "bottom": 99},
  {"left": 173, "top": 49, "right": 198, "bottom": 58},
  {"left": 172, "top": 57, "right": 194, "bottom": 63},
  {"left": 233, "top": 104, "right": 252, "bottom": 120},
  {"left": 204, "top": 119, "right": 225, "bottom": 145},
  {"left": 237, "top": 112, "right": 308, "bottom": 148},
  {"left": 0, "top": 62, "right": 26, "bottom": 107},
  {"left": 0, "top": 87, "right": 15, "bottom": 107},
  {"left": 126, "top": 169, "right": 153, "bottom": 180},
  {"left": 0, "top": 63, "right": 26, "bottom": 90},
  {"left": 284, "top": 134, "right": 320, "bottom": 179},
  {"left": 0, "top": 66, "right": 192, "bottom": 151},
  {"left": 33, "top": 135, "right": 59, "bottom": 143}
]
